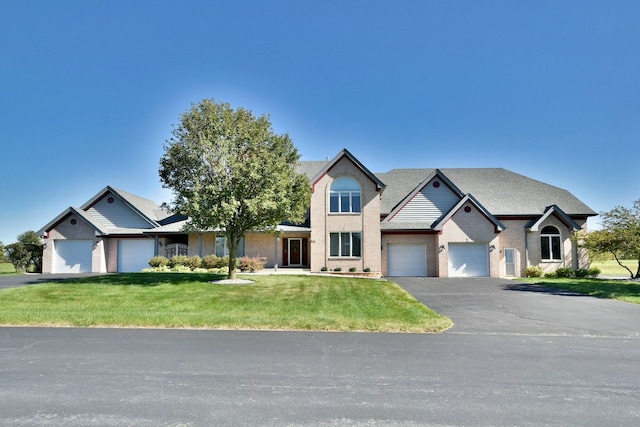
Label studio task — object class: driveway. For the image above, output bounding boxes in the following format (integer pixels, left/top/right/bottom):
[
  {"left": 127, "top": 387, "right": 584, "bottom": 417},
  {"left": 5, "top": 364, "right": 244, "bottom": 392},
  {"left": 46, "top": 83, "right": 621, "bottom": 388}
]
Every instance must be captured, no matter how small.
[
  {"left": 0, "top": 273, "right": 107, "bottom": 289},
  {"left": 393, "top": 277, "right": 640, "bottom": 338}
]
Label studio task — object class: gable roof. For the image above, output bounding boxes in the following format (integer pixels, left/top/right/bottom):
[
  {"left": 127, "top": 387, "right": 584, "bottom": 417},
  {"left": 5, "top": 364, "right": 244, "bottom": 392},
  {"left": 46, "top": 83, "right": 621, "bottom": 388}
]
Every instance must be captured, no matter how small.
[
  {"left": 432, "top": 194, "right": 505, "bottom": 232},
  {"left": 376, "top": 168, "right": 595, "bottom": 217},
  {"left": 525, "top": 205, "right": 583, "bottom": 231},
  {"left": 81, "top": 186, "right": 172, "bottom": 226},
  {"left": 39, "top": 207, "right": 107, "bottom": 236},
  {"left": 381, "top": 169, "right": 464, "bottom": 222},
  {"left": 308, "top": 149, "right": 385, "bottom": 192}
]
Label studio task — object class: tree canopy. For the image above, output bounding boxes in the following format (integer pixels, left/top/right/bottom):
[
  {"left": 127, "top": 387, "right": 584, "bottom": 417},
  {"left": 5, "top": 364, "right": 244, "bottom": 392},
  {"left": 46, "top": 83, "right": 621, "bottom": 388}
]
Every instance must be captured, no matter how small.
[
  {"left": 582, "top": 199, "right": 640, "bottom": 279},
  {"left": 4, "top": 231, "right": 44, "bottom": 273},
  {"left": 159, "top": 99, "right": 311, "bottom": 279}
]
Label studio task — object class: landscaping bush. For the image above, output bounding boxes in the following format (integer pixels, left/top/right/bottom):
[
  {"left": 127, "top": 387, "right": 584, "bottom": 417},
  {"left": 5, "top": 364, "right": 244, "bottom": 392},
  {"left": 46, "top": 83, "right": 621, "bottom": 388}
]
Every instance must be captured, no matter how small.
[
  {"left": 555, "top": 267, "right": 574, "bottom": 278},
  {"left": 238, "top": 256, "right": 266, "bottom": 272},
  {"left": 333, "top": 267, "right": 342, "bottom": 272},
  {"left": 588, "top": 267, "right": 601, "bottom": 278},
  {"left": 524, "top": 266, "right": 543, "bottom": 278},
  {"left": 148, "top": 256, "right": 169, "bottom": 268},
  {"left": 321, "top": 266, "right": 328, "bottom": 272},
  {"left": 202, "top": 255, "right": 229, "bottom": 269},
  {"left": 349, "top": 267, "right": 357, "bottom": 273},
  {"left": 574, "top": 268, "right": 590, "bottom": 279},
  {"left": 363, "top": 267, "right": 371, "bottom": 273},
  {"left": 169, "top": 255, "right": 189, "bottom": 268},
  {"left": 186, "top": 256, "right": 203, "bottom": 270}
]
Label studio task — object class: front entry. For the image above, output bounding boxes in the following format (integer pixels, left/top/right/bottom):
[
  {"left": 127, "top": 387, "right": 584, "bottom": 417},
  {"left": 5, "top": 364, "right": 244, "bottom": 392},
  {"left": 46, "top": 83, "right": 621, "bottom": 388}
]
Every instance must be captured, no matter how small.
[{"left": 288, "top": 238, "right": 302, "bottom": 266}]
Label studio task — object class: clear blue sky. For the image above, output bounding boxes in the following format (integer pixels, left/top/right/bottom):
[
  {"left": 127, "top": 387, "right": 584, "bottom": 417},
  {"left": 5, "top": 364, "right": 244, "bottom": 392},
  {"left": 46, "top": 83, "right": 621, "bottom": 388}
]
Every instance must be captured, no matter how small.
[{"left": 1, "top": 0, "right": 638, "bottom": 245}]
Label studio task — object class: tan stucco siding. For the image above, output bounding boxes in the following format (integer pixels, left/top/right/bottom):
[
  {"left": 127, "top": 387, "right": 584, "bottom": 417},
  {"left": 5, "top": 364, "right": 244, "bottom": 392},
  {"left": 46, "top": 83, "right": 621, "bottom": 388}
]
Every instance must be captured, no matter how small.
[
  {"left": 309, "top": 156, "right": 381, "bottom": 273},
  {"left": 438, "top": 202, "right": 500, "bottom": 277},
  {"left": 381, "top": 233, "right": 438, "bottom": 276}
]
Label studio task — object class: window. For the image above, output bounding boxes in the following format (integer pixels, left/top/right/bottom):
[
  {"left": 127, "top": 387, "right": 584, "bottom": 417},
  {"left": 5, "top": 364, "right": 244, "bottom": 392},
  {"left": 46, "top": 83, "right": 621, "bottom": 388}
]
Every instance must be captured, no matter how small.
[
  {"left": 215, "top": 236, "right": 245, "bottom": 257},
  {"left": 329, "top": 232, "right": 362, "bottom": 257},
  {"left": 540, "top": 226, "right": 561, "bottom": 261},
  {"left": 329, "top": 177, "right": 361, "bottom": 213}
]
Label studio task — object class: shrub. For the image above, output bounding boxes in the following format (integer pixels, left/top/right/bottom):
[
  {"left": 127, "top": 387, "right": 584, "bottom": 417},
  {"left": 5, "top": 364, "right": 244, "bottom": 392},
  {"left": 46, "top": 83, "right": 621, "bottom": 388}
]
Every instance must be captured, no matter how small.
[
  {"left": 169, "top": 255, "right": 189, "bottom": 268},
  {"left": 349, "top": 267, "right": 357, "bottom": 273},
  {"left": 172, "top": 265, "right": 192, "bottom": 272},
  {"left": 334, "top": 267, "right": 342, "bottom": 272},
  {"left": 574, "top": 268, "right": 590, "bottom": 279},
  {"left": 203, "top": 255, "right": 229, "bottom": 269},
  {"left": 186, "top": 256, "right": 202, "bottom": 270},
  {"left": 544, "top": 271, "right": 557, "bottom": 279},
  {"left": 238, "top": 256, "right": 266, "bottom": 272},
  {"left": 588, "top": 267, "right": 601, "bottom": 278},
  {"left": 149, "top": 256, "right": 169, "bottom": 268},
  {"left": 555, "top": 267, "right": 574, "bottom": 278},
  {"left": 321, "top": 266, "right": 328, "bottom": 272},
  {"left": 524, "top": 266, "right": 543, "bottom": 278},
  {"left": 203, "top": 255, "right": 219, "bottom": 269},
  {"left": 363, "top": 267, "right": 371, "bottom": 273}
]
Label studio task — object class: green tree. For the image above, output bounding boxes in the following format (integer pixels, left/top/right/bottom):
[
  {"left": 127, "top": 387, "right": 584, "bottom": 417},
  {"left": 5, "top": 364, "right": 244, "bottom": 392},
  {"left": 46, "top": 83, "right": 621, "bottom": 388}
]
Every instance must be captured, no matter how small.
[
  {"left": 0, "top": 241, "right": 6, "bottom": 263},
  {"left": 4, "top": 231, "right": 44, "bottom": 274},
  {"left": 582, "top": 200, "right": 640, "bottom": 279},
  {"left": 159, "top": 99, "right": 311, "bottom": 279}
]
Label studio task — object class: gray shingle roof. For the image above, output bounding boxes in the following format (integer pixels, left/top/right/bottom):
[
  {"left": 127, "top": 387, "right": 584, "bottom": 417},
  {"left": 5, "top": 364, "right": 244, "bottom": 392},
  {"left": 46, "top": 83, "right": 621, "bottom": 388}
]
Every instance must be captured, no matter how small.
[{"left": 375, "top": 168, "right": 595, "bottom": 217}]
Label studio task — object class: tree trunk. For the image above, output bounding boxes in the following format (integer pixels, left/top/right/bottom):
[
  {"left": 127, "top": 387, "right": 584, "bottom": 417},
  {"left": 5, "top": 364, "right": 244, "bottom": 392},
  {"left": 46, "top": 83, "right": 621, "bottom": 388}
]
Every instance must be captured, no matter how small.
[{"left": 227, "top": 236, "right": 238, "bottom": 280}]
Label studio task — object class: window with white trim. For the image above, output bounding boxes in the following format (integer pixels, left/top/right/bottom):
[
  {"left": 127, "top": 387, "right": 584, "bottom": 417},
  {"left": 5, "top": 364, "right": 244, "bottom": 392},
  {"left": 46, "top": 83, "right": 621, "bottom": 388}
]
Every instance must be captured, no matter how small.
[
  {"left": 215, "top": 236, "right": 245, "bottom": 257},
  {"left": 540, "top": 226, "right": 561, "bottom": 261},
  {"left": 329, "top": 177, "right": 361, "bottom": 213},
  {"left": 329, "top": 232, "right": 362, "bottom": 257}
]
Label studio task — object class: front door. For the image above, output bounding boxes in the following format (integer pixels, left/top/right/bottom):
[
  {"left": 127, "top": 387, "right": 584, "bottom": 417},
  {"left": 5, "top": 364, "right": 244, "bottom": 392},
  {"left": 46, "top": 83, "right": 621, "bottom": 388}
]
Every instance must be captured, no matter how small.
[
  {"left": 504, "top": 248, "right": 516, "bottom": 276},
  {"left": 288, "top": 238, "right": 302, "bottom": 266}
]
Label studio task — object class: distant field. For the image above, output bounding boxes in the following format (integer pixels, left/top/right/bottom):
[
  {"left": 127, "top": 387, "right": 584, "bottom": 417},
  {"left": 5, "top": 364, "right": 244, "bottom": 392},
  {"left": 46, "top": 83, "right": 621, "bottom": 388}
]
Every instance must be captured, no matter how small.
[
  {"left": 0, "top": 263, "right": 16, "bottom": 275},
  {"left": 590, "top": 259, "right": 638, "bottom": 277}
]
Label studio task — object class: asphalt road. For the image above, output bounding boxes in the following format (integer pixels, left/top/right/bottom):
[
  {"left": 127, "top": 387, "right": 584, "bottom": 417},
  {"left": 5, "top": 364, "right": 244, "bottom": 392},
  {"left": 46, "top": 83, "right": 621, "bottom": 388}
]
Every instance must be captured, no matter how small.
[{"left": 1, "top": 276, "right": 639, "bottom": 426}]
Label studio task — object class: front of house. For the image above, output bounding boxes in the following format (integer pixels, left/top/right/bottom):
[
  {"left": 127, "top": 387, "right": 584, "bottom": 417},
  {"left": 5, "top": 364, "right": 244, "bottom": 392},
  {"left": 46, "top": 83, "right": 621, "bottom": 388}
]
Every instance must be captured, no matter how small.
[{"left": 40, "top": 149, "right": 596, "bottom": 277}]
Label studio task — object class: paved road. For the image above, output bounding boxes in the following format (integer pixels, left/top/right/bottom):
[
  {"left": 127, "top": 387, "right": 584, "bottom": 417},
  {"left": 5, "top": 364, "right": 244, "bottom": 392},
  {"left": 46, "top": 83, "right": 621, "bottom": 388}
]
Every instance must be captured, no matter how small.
[{"left": 1, "top": 276, "right": 639, "bottom": 426}]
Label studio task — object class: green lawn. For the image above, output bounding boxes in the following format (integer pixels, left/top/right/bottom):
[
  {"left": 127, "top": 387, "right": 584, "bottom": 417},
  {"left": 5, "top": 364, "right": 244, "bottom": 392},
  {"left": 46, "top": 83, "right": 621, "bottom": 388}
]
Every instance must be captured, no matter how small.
[
  {"left": 0, "top": 273, "right": 452, "bottom": 332},
  {"left": 0, "top": 263, "right": 16, "bottom": 275},
  {"left": 521, "top": 277, "right": 640, "bottom": 304},
  {"left": 590, "top": 259, "right": 638, "bottom": 277}
]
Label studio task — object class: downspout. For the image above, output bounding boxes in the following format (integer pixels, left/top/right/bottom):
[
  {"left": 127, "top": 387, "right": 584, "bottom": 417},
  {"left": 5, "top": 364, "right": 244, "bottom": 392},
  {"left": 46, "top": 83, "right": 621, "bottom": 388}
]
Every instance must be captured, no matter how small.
[{"left": 524, "top": 227, "right": 529, "bottom": 272}]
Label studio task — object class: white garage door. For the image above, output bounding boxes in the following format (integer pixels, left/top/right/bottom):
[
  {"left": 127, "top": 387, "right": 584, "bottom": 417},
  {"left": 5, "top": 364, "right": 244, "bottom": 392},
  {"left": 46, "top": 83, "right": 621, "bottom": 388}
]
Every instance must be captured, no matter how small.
[
  {"left": 448, "top": 243, "right": 489, "bottom": 277},
  {"left": 54, "top": 240, "right": 93, "bottom": 273},
  {"left": 387, "top": 243, "right": 427, "bottom": 276},
  {"left": 118, "top": 239, "right": 155, "bottom": 272}
]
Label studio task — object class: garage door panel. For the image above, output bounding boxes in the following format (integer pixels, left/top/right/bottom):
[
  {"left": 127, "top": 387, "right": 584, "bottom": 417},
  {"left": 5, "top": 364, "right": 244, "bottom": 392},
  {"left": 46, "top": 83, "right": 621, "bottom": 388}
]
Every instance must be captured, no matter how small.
[
  {"left": 388, "top": 244, "right": 426, "bottom": 277},
  {"left": 448, "top": 243, "right": 489, "bottom": 277},
  {"left": 54, "top": 240, "right": 93, "bottom": 273},
  {"left": 118, "top": 239, "right": 155, "bottom": 272}
]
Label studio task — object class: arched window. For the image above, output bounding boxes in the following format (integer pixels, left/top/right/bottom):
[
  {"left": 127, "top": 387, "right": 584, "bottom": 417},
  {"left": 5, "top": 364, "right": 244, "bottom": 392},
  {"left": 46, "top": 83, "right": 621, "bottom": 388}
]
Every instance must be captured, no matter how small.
[
  {"left": 329, "top": 177, "right": 361, "bottom": 213},
  {"left": 540, "top": 226, "right": 561, "bottom": 261}
]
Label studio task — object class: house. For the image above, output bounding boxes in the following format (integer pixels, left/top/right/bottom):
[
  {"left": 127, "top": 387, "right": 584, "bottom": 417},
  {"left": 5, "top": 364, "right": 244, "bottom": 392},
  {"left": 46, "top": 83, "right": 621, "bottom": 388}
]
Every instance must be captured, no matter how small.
[{"left": 40, "top": 149, "right": 596, "bottom": 277}]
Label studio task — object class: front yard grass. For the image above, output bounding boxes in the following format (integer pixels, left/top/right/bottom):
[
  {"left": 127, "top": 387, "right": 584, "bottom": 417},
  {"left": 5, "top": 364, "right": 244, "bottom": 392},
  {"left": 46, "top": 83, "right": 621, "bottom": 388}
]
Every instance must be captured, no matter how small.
[
  {"left": 0, "top": 273, "right": 452, "bottom": 332},
  {"left": 589, "top": 259, "right": 638, "bottom": 277},
  {"left": 521, "top": 277, "right": 640, "bottom": 304},
  {"left": 0, "top": 263, "right": 16, "bottom": 275}
]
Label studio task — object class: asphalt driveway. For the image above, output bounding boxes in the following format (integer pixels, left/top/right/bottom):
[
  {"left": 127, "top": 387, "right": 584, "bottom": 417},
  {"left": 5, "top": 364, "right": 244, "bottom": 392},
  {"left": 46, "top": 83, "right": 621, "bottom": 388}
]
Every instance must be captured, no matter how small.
[
  {"left": 393, "top": 277, "right": 640, "bottom": 338},
  {"left": 0, "top": 273, "right": 105, "bottom": 289}
]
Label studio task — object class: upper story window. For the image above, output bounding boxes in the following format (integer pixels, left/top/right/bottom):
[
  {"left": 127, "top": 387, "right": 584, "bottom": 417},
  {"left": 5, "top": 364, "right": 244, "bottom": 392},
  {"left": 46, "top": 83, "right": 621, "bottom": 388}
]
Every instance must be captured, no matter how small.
[
  {"left": 540, "top": 226, "right": 561, "bottom": 261},
  {"left": 329, "top": 177, "right": 361, "bottom": 213}
]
